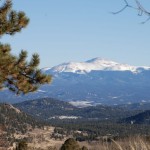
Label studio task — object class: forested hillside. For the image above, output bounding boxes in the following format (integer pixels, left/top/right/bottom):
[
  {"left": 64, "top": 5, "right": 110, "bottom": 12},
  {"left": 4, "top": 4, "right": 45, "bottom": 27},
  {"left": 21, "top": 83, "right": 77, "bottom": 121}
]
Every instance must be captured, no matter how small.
[{"left": 0, "top": 103, "right": 43, "bottom": 148}]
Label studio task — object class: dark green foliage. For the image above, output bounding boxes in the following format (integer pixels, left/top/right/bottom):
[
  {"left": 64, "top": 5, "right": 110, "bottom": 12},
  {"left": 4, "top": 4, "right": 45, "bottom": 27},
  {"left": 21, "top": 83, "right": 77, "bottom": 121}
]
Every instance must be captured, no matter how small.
[
  {"left": 0, "top": 0, "right": 29, "bottom": 36},
  {"left": 122, "top": 110, "right": 150, "bottom": 124},
  {"left": 14, "top": 98, "right": 77, "bottom": 120},
  {"left": 52, "top": 120, "right": 150, "bottom": 141},
  {"left": 14, "top": 98, "right": 140, "bottom": 122},
  {"left": 14, "top": 98, "right": 150, "bottom": 141},
  {"left": 0, "top": 0, "right": 51, "bottom": 94}
]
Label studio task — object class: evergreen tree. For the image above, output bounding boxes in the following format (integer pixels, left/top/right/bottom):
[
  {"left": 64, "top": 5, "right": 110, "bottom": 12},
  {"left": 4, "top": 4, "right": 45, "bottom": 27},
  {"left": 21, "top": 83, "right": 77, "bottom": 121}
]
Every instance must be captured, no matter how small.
[
  {"left": 81, "top": 146, "right": 88, "bottom": 150},
  {"left": 0, "top": 0, "right": 51, "bottom": 94},
  {"left": 60, "top": 138, "right": 80, "bottom": 150},
  {"left": 60, "top": 138, "right": 88, "bottom": 150},
  {"left": 16, "top": 141, "right": 27, "bottom": 150}
]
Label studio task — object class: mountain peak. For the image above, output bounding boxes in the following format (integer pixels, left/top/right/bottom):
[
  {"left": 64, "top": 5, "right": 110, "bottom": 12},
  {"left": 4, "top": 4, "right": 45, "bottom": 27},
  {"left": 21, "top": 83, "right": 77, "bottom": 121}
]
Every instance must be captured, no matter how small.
[
  {"left": 86, "top": 57, "right": 114, "bottom": 63},
  {"left": 46, "top": 58, "right": 139, "bottom": 74},
  {"left": 42, "top": 58, "right": 150, "bottom": 74},
  {"left": 86, "top": 57, "right": 119, "bottom": 66}
]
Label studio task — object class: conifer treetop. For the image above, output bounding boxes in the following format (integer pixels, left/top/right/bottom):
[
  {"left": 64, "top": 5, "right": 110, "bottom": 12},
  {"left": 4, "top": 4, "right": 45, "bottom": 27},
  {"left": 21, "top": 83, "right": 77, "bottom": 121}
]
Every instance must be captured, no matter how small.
[{"left": 0, "top": 0, "right": 52, "bottom": 94}]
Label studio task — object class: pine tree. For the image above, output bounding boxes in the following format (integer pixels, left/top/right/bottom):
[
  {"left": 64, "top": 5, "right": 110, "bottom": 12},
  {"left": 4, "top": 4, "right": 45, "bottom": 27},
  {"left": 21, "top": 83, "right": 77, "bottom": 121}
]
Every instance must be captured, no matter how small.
[
  {"left": 60, "top": 138, "right": 81, "bottom": 150},
  {"left": 16, "top": 141, "right": 28, "bottom": 150},
  {"left": 0, "top": 0, "right": 51, "bottom": 94},
  {"left": 60, "top": 138, "right": 88, "bottom": 150}
]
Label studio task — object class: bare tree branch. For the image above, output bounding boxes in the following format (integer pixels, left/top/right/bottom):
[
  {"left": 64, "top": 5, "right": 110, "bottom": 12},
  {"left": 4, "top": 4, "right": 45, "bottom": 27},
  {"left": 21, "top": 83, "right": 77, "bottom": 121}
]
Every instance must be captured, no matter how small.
[
  {"left": 112, "top": 0, "right": 150, "bottom": 23},
  {"left": 111, "top": 0, "right": 136, "bottom": 14},
  {"left": 135, "top": 0, "right": 150, "bottom": 23}
]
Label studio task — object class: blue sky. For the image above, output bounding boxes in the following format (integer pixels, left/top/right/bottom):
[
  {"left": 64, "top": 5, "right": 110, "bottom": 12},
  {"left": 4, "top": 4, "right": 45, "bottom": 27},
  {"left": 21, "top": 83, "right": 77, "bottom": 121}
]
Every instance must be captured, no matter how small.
[{"left": 1, "top": 0, "right": 150, "bottom": 68}]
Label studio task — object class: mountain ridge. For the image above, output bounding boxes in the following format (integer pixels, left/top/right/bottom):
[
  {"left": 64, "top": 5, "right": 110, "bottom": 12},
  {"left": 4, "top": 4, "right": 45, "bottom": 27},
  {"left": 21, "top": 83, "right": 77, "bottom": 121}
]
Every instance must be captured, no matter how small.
[
  {"left": 43, "top": 58, "right": 150, "bottom": 74},
  {"left": 122, "top": 110, "right": 150, "bottom": 124},
  {"left": 14, "top": 98, "right": 141, "bottom": 122},
  {"left": 0, "top": 103, "right": 44, "bottom": 147},
  {"left": 1, "top": 58, "right": 150, "bottom": 105}
]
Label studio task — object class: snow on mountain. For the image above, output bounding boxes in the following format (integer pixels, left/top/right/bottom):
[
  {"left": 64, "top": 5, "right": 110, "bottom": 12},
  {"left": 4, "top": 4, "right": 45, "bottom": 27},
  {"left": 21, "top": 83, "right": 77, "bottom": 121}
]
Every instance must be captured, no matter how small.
[
  {"left": 2, "top": 58, "right": 150, "bottom": 105},
  {"left": 43, "top": 58, "right": 150, "bottom": 74},
  {"left": 69, "top": 100, "right": 93, "bottom": 108}
]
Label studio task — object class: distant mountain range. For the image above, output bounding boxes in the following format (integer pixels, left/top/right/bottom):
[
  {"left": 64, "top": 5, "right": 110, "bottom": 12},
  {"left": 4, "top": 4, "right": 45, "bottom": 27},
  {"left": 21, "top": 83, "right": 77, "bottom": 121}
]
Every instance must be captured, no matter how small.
[
  {"left": 1, "top": 58, "right": 150, "bottom": 105},
  {"left": 43, "top": 58, "right": 150, "bottom": 74},
  {"left": 122, "top": 110, "right": 150, "bottom": 124},
  {"left": 14, "top": 98, "right": 148, "bottom": 122},
  {"left": 14, "top": 98, "right": 150, "bottom": 125}
]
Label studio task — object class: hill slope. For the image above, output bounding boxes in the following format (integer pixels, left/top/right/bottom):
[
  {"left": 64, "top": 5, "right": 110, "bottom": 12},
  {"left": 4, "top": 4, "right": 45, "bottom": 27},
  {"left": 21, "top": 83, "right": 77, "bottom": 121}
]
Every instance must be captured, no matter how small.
[
  {"left": 14, "top": 98, "right": 150, "bottom": 139},
  {"left": 14, "top": 98, "right": 140, "bottom": 122},
  {"left": 0, "top": 103, "right": 43, "bottom": 148},
  {"left": 122, "top": 110, "right": 150, "bottom": 124}
]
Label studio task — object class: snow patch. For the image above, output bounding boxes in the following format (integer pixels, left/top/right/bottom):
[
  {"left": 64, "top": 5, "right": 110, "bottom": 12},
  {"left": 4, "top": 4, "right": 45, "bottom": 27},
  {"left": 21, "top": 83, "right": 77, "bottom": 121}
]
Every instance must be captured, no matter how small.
[
  {"left": 49, "top": 116, "right": 79, "bottom": 119},
  {"left": 37, "top": 90, "right": 46, "bottom": 93},
  {"left": 44, "top": 58, "right": 150, "bottom": 74},
  {"left": 69, "top": 100, "right": 93, "bottom": 108}
]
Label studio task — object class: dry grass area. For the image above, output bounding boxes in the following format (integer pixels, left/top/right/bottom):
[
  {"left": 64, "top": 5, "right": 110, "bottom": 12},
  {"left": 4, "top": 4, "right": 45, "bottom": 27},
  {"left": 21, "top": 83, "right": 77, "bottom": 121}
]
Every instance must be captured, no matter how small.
[
  {"left": 1, "top": 126, "right": 67, "bottom": 150},
  {"left": 79, "top": 137, "right": 150, "bottom": 150},
  {"left": 4, "top": 126, "right": 150, "bottom": 150},
  {"left": 23, "top": 127, "right": 66, "bottom": 150},
  {"left": 0, "top": 126, "right": 9, "bottom": 150}
]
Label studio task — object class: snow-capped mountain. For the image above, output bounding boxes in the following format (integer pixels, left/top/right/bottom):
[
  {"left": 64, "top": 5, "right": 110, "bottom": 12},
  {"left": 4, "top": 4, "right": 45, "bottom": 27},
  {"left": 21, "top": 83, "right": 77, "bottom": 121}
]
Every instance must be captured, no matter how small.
[
  {"left": 1, "top": 58, "right": 150, "bottom": 105},
  {"left": 44, "top": 58, "right": 150, "bottom": 74}
]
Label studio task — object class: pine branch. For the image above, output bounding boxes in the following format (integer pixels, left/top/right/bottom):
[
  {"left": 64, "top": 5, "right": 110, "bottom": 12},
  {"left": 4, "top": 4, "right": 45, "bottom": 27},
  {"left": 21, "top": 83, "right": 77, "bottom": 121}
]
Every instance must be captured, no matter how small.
[
  {"left": 0, "top": 0, "right": 52, "bottom": 94},
  {"left": 0, "top": 0, "right": 29, "bottom": 36}
]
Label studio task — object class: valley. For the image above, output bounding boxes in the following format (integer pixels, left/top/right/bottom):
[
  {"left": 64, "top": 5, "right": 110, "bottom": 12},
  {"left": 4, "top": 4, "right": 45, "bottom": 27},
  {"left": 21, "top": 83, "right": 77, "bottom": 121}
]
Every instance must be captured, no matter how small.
[
  {"left": 1, "top": 98, "right": 150, "bottom": 149},
  {"left": 1, "top": 59, "right": 150, "bottom": 149}
]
